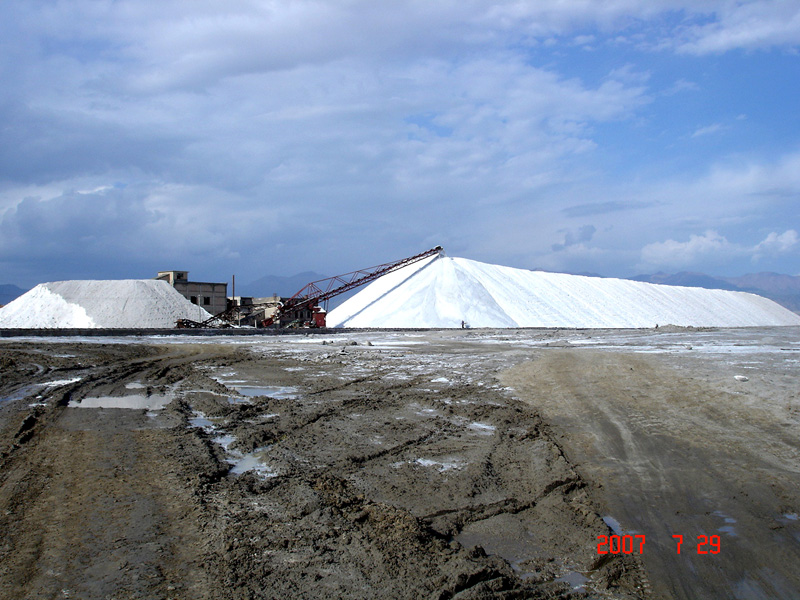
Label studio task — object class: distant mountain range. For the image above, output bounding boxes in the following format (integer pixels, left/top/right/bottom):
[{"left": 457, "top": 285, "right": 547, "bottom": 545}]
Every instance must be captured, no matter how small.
[
  {"left": 238, "top": 271, "right": 328, "bottom": 298},
  {"left": 630, "top": 271, "right": 800, "bottom": 313},
  {"left": 0, "top": 284, "right": 26, "bottom": 306},
  {"left": 629, "top": 271, "right": 741, "bottom": 291}
]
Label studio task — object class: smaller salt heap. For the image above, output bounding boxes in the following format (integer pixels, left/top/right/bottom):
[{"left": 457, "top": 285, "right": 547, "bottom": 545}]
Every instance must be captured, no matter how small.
[{"left": 0, "top": 280, "right": 212, "bottom": 328}]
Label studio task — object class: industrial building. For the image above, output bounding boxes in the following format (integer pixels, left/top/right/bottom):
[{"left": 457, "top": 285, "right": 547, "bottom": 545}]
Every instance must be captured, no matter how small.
[
  {"left": 156, "top": 271, "right": 228, "bottom": 316},
  {"left": 154, "top": 268, "right": 328, "bottom": 329}
]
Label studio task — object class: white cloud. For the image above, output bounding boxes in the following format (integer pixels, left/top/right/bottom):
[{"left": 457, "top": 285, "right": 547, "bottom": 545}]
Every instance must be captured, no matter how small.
[
  {"left": 552, "top": 224, "right": 597, "bottom": 251},
  {"left": 691, "top": 123, "right": 726, "bottom": 138},
  {"left": 641, "top": 230, "right": 738, "bottom": 268},
  {"left": 0, "top": 0, "right": 660, "bottom": 285},
  {"left": 674, "top": 1, "right": 800, "bottom": 54},
  {"left": 664, "top": 78, "right": 700, "bottom": 95},
  {"left": 573, "top": 34, "right": 597, "bottom": 47},
  {"left": 753, "top": 229, "right": 799, "bottom": 258},
  {"left": 2, "top": 0, "right": 800, "bottom": 285},
  {"left": 703, "top": 153, "right": 800, "bottom": 201},
  {"left": 641, "top": 229, "right": 799, "bottom": 270}
]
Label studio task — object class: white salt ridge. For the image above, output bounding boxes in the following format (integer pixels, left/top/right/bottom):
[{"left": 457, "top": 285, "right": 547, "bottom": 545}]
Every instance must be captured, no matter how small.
[
  {"left": 328, "top": 254, "right": 800, "bottom": 329},
  {"left": 0, "top": 279, "right": 212, "bottom": 328}
]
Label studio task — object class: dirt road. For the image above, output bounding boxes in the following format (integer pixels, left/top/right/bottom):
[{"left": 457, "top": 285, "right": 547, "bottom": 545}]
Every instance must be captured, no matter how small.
[
  {"left": 0, "top": 334, "right": 643, "bottom": 599},
  {"left": 501, "top": 328, "right": 800, "bottom": 599},
  {"left": 1, "top": 327, "right": 797, "bottom": 599}
]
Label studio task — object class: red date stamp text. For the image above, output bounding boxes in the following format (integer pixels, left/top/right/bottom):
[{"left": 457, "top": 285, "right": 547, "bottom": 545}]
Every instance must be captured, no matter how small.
[{"left": 597, "top": 534, "right": 722, "bottom": 555}]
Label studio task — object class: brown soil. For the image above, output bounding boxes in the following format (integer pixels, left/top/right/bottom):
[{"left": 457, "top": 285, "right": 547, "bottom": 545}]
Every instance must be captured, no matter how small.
[
  {"left": 2, "top": 327, "right": 796, "bottom": 599},
  {"left": 501, "top": 338, "right": 800, "bottom": 600}
]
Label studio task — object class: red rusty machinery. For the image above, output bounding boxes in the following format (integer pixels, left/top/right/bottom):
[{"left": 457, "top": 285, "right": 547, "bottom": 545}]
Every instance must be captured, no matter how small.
[
  {"left": 176, "top": 246, "right": 443, "bottom": 329},
  {"left": 262, "top": 246, "right": 443, "bottom": 328}
]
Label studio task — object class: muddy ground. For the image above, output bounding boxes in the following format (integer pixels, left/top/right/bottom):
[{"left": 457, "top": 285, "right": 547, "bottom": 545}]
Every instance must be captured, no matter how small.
[{"left": 0, "top": 328, "right": 798, "bottom": 599}]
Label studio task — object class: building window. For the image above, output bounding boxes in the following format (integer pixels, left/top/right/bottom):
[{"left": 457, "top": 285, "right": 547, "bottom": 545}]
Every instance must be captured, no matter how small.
[
  {"left": 190, "top": 296, "right": 198, "bottom": 304},
  {"left": 204, "top": 296, "right": 211, "bottom": 306}
]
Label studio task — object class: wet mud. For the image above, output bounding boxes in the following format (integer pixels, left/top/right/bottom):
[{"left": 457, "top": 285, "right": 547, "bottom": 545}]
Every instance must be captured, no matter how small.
[{"left": 1, "top": 327, "right": 797, "bottom": 599}]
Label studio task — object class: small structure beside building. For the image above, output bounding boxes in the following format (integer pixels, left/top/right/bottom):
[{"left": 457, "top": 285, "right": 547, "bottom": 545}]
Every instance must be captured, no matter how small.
[
  {"left": 227, "top": 295, "right": 280, "bottom": 327},
  {"left": 156, "top": 271, "right": 228, "bottom": 316},
  {"left": 228, "top": 295, "right": 325, "bottom": 328}
]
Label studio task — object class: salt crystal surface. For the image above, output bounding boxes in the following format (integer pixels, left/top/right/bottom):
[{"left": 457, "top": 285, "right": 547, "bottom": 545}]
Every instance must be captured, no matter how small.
[
  {"left": 44, "top": 377, "right": 83, "bottom": 387},
  {"left": 328, "top": 255, "right": 800, "bottom": 329},
  {"left": 0, "top": 279, "right": 211, "bottom": 328},
  {"left": 414, "top": 457, "right": 465, "bottom": 472},
  {"left": 468, "top": 422, "right": 496, "bottom": 435}
]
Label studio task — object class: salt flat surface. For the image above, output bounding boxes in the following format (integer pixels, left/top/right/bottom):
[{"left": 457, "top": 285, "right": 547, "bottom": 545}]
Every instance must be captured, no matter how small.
[
  {"left": 0, "top": 279, "right": 211, "bottom": 328},
  {"left": 327, "top": 255, "right": 800, "bottom": 329}
]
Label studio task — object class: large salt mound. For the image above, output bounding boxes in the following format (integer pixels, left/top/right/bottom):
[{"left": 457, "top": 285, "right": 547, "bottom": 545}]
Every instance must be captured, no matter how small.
[
  {"left": 0, "top": 280, "right": 213, "bottom": 328},
  {"left": 328, "top": 255, "right": 800, "bottom": 328}
]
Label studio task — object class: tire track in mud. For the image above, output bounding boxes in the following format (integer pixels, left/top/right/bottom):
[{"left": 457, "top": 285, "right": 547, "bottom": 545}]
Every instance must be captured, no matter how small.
[
  {"left": 0, "top": 344, "right": 225, "bottom": 600},
  {"left": 502, "top": 347, "right": 800, "bottom": 600},
  {"left": 184, "top": 344, "right": 647, "bottom": 598},
  {"left": 1, "top": 339, "right": 648, "bottom": 599}
]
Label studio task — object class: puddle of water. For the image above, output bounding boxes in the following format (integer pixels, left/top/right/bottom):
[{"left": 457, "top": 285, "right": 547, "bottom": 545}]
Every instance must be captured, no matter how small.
[
  {"left": 68, "top": 394, "right": 173, "bottom": 409},
  {"left": 189, "top": 411, "right": 215, "bottom": 430},
  {"left": 204, "top": 422, "right": 277, "bottom": 479},
  {"left": 227, "top": 396, "right": 253, "bottom": 405},
  {"left": 712, "top": 510, "right": 736, "bottom": 523},
  {"left": 235, "top": 385, "right": 298, "bottom": 399},
  {"left": 556, "top": 571, "right": 590, "bottom": 592},
  {"left": 602, "top": 516, "right": 624, "bottom": 535},
  {"left": 190, "top": 409, "right": 272, "bottom": 476},
  {"left": 713, "top": 511, "right": 738, "bottom": 536},
  {"left": 125, "top": 382, "right": 146, "bottom": 390},
  {"left": 229, "top": 447, "right": 277, "bottom": 478},
  {"left": 456, "top": 513, "right": 541, "bottom": 580},
  {"left": 776, "top": 513, "right": 799, "bottom": 526},
  {"left": 2, "top": 384, "right": 45, "bottom": 404},
  {"left": 213, "top": 434, "right": 236, "bottom": 450}
]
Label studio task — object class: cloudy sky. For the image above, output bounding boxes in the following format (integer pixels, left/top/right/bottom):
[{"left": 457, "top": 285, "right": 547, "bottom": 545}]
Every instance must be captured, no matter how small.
[{"left": 1, "top": 1, "right": 799, "bottom": 288}]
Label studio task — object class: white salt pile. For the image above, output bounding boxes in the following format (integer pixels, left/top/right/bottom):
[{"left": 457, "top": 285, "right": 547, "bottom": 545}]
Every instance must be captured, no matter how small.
[
  {"left": 0, "top": 280, "right": 212, "bottom": 328},
  {"left": 328, "top": 254, "right": 800, "bottom": 328}
]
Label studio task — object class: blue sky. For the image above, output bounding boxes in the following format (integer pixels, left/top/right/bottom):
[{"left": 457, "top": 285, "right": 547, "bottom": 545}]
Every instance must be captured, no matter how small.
[{"left": 1, "top": 1, "right": 799, "bottom": 288}]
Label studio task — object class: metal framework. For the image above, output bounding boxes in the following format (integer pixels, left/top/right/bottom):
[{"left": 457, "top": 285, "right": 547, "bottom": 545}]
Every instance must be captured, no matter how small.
[
  {"left": 176, "top": 246, "right": 443, "bottom": 329},
  {"left": 264, "top": 245, "right": 443, "bottom": 326}
]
